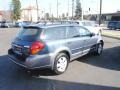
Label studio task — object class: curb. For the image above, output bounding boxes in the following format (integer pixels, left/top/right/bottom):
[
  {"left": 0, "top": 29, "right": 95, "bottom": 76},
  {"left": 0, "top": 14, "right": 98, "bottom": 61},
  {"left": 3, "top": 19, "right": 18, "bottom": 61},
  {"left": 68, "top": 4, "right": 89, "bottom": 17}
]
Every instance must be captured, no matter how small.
[{"left": 102, "top": 35, "right": 120, "bottom": 40}]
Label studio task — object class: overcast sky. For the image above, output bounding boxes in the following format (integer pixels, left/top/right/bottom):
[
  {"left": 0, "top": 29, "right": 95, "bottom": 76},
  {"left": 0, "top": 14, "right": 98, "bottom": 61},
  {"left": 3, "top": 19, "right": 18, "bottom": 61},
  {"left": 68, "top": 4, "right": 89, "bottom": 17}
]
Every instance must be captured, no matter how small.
[{"left": 0, "top": 0, "right": 120, "bottom": 16}]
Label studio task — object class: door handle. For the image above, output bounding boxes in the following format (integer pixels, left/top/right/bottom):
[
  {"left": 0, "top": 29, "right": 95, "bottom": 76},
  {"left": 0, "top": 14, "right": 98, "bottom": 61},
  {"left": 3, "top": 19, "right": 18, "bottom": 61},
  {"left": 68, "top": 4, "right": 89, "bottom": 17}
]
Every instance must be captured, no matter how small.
[
  {"left": 73, "top": 35, "right": 80, "bottom": 38},
  {"left": 67, "top": 42, "right": 72, "bottom": 44}
]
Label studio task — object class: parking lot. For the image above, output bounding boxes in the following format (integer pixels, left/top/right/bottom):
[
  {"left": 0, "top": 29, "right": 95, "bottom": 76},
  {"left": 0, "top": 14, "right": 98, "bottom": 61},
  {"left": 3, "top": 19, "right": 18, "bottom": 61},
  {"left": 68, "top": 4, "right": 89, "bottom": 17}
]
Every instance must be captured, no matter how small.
[{"left": 0, "top": 28, "right": 120, "bottom": 90}]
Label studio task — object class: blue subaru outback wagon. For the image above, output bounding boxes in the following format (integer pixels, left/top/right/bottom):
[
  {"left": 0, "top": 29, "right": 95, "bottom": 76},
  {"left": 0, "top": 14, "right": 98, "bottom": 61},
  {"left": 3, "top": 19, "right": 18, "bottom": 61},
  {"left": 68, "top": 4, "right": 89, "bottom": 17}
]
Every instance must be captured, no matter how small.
[{"left": 8, "top": 24, "right": 104, "bottom": 74}]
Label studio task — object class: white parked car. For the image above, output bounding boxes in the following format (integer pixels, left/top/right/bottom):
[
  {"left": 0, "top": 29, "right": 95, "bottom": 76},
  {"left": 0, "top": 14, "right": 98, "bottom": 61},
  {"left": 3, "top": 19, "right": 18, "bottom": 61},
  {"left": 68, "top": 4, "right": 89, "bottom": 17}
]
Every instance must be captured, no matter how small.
[{"left": 72, "top": 20, "right": 102, "bottom": 35}]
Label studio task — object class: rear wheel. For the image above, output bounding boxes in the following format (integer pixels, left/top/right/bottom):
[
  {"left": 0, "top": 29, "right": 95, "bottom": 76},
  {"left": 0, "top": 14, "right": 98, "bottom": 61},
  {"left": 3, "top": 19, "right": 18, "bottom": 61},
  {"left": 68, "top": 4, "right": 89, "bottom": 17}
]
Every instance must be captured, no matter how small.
[{"left": 53, "top": 53, "right": 69, "bottom": 75}]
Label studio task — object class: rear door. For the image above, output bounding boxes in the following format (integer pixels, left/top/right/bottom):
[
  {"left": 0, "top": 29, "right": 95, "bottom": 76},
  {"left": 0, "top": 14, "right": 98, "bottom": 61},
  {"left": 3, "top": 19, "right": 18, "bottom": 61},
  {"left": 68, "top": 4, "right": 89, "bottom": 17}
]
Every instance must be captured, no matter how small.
[
  {"left": 41, "top": 26, "right": 67, "bottom": 54},
  {"left": 78, "top": 27, "right": 98, "bottom": 55}
]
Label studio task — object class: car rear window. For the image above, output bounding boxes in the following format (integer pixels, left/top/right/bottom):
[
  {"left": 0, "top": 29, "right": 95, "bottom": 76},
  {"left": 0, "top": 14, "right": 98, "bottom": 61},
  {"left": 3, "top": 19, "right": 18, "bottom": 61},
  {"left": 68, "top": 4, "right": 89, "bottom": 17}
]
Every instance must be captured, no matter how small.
[{"left": 17, "top": 27, "right": 41, "bottom": 41}]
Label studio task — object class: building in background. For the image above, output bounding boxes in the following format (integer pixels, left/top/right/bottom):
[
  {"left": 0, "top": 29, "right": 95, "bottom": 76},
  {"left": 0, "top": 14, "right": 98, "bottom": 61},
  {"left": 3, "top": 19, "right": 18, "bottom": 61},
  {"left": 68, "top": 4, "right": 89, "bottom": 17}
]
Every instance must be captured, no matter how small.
[
  {"left": 0, "top": 10, "right": 11, "bottom": 21},
  {"left": 84, "top": 11, "right": 120, "bottom": 24},
  {"left": 21, "top": 6, "right": 43, "bottom": 22},
  {"left": 0, "top": 11, "right": 3, "bottom": 21},
  {"left": 0, "top": 5, "right": 43, "bottom": 22}
]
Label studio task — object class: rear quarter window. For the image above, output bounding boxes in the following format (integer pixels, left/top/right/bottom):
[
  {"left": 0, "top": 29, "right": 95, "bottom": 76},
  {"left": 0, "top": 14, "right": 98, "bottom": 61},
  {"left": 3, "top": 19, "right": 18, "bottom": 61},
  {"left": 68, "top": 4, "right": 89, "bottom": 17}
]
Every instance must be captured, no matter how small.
[{"left": 43, "top": 27, "right": 66, "bottom": 40}]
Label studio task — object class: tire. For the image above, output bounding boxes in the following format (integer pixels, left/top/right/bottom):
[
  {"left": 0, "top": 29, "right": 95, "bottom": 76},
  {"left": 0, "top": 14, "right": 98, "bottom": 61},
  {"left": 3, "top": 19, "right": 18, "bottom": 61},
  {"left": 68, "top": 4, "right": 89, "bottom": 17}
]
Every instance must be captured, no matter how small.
[
  {"left": 95, "top": 43, "right": 103, "bottom": 55},
  {"left": 53, "top": 53, "right": 69, "bottom": 75}
]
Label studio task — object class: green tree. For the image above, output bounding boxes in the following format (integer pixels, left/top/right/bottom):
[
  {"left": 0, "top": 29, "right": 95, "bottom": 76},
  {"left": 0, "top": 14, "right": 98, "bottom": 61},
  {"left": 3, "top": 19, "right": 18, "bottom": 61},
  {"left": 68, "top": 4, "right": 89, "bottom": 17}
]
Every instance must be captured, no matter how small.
[
  {"left": 45, "top": 13, "right": 50, "bottom": 20},
  {"left": 62, "top": 13, "right": 66, "bottom": 20},
  {"left": 75, "top": 0, "right": 82, "bottom": 19},
  {"left": 11, "top": 0, "right": 21, "bottom": 21}
]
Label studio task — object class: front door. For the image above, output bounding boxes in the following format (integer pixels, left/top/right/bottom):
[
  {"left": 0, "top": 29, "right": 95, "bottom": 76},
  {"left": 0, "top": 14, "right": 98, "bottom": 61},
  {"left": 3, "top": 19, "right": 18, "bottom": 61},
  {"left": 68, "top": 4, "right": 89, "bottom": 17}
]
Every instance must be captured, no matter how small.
[
  {"left": 66, "top": 26, "right": 84, "bottom": 59},
  {"left": 78, "top": 27, "right": 97, "bottom": 55}
]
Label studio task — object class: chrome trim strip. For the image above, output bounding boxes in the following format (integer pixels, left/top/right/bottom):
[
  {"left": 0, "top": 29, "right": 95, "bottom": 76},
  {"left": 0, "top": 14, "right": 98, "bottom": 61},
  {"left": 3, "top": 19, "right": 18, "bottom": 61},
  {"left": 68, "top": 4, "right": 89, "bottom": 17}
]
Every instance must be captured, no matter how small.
[
  {"left": 71, "top": 51, "right": 83, "bottom": 60},
  {"left": 12, "top": 43, "right": 30, "bottom": 48},
  {"left": 83, "top": 48, "right": 90, "bottom": 52},
  {"left": 72, "top": 51, "right": 82, "bottom": 56},
  {"left": 12, "top": 44, "right": 21, "bottom": 47},
  {"left": 71, "top": 47, "right": 83, "bottom": 51},
  {"left": 83, "top": 44, "right": 95, "bottom": 48},
  {"left": 24, "top": 46, "right": 30, "bottom": 48}
]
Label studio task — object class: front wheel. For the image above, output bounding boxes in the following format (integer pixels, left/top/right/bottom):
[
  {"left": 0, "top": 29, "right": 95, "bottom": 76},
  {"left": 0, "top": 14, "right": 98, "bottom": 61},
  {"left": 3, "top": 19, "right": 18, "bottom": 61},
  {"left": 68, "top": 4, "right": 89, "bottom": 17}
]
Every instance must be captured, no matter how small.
[
  {"left": 95, "top": 43, "right": 103, "bottom": 55},
  {"left": 53, "top": 53, "right": 69, "bottom": 75}
]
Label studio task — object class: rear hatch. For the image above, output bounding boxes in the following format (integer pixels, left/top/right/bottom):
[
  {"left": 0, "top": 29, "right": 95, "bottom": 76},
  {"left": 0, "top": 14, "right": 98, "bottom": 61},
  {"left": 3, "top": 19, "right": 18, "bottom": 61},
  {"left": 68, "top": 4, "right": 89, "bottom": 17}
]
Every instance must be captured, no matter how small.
[{"left": 12, "top": 26, "right": 42, "bottom": 57}]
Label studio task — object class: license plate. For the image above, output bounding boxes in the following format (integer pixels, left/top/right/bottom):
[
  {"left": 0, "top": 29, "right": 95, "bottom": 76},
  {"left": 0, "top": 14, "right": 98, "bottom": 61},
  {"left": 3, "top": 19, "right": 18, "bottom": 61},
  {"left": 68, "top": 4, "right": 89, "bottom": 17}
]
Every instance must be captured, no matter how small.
[
  {"left": 15, "top": 46, "right": 21, "bottom": 51},
  {"left": 12, "top": 45, "right": 22, "bottom": 55}
]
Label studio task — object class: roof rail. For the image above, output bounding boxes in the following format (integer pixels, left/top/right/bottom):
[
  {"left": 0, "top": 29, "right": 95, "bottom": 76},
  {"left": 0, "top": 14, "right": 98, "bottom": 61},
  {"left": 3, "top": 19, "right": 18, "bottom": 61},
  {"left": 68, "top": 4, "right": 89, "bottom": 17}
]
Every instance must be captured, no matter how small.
[{"left": 35, "top": 20, "right": 78, "bottom": 26}]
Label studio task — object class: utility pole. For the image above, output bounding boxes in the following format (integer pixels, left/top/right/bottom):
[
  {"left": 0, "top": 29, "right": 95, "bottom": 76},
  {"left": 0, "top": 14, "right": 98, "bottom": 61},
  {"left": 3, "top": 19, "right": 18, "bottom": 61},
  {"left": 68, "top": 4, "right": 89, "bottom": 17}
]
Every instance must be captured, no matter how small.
[
  {"left": 72, "top": 0, "right": 74, "bottom": 20},
  {"left": 81, "top": 0, "right": 84, "bottom": 20},
  {"left": 49, "top": 3, "right": 51, "bottom": 18},
  {"left": 36, "top": 0, "right": 39, "bottom": 21},
  {"left": 44, "top": 8, "right": 46, "bottom": 21},
  {"left": 67, "top": 0, "right": 69, "bottom": 20},
  {"left": 57, "top": 0, "right": 58, "bottom": 19},
  {"left": 99, "top": 0, "right": 102, "bottom": 25}
]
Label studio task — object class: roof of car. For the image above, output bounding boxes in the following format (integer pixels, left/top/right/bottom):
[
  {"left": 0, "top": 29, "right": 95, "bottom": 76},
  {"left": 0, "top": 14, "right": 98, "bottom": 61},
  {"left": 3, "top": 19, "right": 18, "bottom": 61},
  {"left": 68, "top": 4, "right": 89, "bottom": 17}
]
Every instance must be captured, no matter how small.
[
  {"left": 23, "top": 23, "right": 79, "bottom": 29},
  {"left": 75, "top": 20, "right": 95, "bottom": 22}
]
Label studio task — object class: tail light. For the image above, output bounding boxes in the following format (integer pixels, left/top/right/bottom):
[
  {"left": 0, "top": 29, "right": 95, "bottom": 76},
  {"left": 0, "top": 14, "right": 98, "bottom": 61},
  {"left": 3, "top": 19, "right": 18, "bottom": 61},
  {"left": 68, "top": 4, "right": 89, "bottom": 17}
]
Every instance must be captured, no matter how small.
[{"left": 30, "top": 41, "right": 44, "bottom": 55}]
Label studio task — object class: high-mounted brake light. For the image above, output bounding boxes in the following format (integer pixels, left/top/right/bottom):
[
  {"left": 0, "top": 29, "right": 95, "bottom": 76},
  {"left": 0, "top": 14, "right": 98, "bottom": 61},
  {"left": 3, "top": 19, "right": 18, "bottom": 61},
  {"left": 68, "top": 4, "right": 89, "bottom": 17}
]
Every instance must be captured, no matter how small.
[{"left": 30, "top": 41, "right": 44, "bottom": 55}]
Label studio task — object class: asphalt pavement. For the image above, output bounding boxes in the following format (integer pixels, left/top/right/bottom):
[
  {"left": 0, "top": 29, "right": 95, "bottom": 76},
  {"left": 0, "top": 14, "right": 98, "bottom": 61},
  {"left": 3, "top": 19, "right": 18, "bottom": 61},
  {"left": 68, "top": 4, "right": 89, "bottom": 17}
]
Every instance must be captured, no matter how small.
[{"left": 0, "top": 28, "right": 120, "bottom": 90}]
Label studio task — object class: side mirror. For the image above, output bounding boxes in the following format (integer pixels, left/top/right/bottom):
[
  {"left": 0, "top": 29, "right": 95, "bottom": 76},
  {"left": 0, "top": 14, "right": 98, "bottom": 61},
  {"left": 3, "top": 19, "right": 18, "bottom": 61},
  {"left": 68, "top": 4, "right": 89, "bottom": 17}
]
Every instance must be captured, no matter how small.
[{"left": 90, "top": 33, "right": 95, "bottom": 37}]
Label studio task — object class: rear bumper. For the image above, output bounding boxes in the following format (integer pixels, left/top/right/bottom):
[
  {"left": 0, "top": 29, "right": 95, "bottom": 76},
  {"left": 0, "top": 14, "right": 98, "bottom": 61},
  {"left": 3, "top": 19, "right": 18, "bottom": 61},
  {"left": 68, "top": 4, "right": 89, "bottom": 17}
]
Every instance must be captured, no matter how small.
[{"left": 8, "top": 49, "right": 52, "bottom": 69}]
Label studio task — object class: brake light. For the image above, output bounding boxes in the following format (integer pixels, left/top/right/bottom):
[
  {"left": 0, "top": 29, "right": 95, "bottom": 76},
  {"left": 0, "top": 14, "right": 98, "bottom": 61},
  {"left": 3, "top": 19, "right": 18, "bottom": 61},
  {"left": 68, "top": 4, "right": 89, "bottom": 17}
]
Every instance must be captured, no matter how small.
[{"left": 30, "top": 41, "right": 44, "bottom": 55}]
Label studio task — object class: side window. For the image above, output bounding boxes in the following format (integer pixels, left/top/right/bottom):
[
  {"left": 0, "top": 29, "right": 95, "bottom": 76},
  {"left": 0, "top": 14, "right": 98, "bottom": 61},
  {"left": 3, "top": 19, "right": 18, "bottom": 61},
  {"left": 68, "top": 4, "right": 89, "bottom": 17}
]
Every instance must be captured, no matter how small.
[
  {"left": 78, "top": 27, "right": 91, "bottom": 37},
  {"left": 67, "top": 26, "right": 80, "bottom": 38},
  {"left": 44, "top": 27, "right": 66, "bottom": 40}
]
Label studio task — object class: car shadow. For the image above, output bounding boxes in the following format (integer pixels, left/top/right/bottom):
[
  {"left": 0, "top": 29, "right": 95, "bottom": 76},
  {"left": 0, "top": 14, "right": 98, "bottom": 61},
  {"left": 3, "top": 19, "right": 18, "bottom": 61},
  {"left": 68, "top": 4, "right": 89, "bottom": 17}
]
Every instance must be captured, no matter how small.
[
  {"left": 77, "top": 46, "right": 120, "bottom": 71},
  {"left": 0, "top": 55, "right": 119, "bottom": 90},
  {"left": 24, "top": 68, "right": 56, "bottom": 76},
  {"left": 0, "top": 48, "right": 120, "bottom": 90}
]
